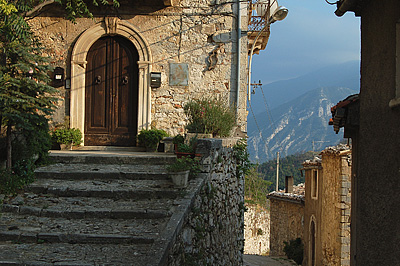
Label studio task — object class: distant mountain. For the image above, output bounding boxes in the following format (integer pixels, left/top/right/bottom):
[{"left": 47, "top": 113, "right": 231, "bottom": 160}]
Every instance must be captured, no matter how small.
[
  {"left": 247, "top": 87, "right": 358, "bottom": 163},
  {"left": 250, "top": 60, "right": 360, "bottom": 112}
]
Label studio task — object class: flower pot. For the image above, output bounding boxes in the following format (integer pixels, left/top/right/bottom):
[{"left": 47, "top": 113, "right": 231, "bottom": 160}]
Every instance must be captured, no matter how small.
[
  {"left": 60, "top": 144, "right": 72, "bottom": 150},
  {"left": 169, "top": 170, "right": 190, "bottom": 188}
]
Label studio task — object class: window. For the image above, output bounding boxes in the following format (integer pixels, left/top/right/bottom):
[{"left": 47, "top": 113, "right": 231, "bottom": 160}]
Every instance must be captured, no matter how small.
[{"left": 311, "top": 169, "right": 318, "bottom": 199}]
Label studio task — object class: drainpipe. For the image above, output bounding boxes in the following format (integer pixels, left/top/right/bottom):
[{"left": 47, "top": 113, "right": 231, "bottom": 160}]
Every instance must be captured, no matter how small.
[
  {"left": 236, "top": 0, "right": 242, "bottom": 121},
  {"left": 335, "top": 0, "right": 358, "bottom": 17}
]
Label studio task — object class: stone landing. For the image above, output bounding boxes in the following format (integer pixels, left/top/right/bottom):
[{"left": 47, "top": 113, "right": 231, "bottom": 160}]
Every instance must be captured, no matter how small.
[{"left": 0, "top": 150, "right": 205, "bottom": 266}]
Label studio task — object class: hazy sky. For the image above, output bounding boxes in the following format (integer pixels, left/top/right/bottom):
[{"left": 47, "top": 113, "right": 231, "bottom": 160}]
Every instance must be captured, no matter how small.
[{"left": 250, "top": 0, "right": 361, "bottom": 85}]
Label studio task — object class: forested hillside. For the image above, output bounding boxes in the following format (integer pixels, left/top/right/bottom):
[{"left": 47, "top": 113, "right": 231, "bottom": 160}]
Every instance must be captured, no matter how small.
[{"left": 257, "top": 151, "right": 317, "bottom": 191}]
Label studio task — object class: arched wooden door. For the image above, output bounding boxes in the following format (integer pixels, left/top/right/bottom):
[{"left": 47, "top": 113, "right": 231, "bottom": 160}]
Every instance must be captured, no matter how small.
[{"left": 85, "top": 36, "right": 139, "bottom": 146}]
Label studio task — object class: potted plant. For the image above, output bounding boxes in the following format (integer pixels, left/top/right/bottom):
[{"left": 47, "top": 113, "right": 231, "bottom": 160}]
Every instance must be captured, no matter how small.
[
  {"left": 51, "top": 127, "right": 82, "bottom": 150},
  {"left": 172, "top": 134, "right": 185, "bottom": 151},
  {"left": 137, "top": 129, "right": 168, "bottom": 152},
  {"left": 184, "top": 97, "right": 236, "bottom": 137},
  {"left": 175, "top": 135, "right": 201, "bottom": 158},
  {"left": 166, "top": 156, "right": 196, "bottom": 188}
]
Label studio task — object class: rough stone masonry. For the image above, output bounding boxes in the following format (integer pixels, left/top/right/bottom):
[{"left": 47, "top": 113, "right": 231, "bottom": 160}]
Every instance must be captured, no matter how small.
[{"left": 28, "top": 0, "right": 249, "bottom": 138}]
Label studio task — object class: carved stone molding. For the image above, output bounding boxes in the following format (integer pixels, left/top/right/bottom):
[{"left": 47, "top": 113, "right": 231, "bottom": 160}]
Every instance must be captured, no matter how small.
[
  {"left": 104, "top": 17, "right": 120, "bottom": 35},
  {"left": 71, "top": 21, "right": 153, "bottom": 143}
]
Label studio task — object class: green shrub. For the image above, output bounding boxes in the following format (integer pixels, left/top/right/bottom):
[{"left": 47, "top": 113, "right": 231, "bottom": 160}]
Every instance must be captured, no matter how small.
[
  {"left": 167, "top": 156, "right": 201, "bottom": 178},
  {"left": 184, "top": 98, "right": 236, "bottom": 137},
  {"left": 176, "top": 136, "right": 198, "bottom": 153},
  {"left": 245, "top": 166, "right": 272, "bottom": 207},
  {"left": 167, "top": 156, "right": 194, "bottom": 172},
  {"left": 0, "top": 116, "right": 51, "bottom": 194},
  {"left": 233, "top": 139, "right": 253, "bottom": 178},
  {"left": 283, "top": 238, "right": 304, "bottom": 265},
  {"left": 172, "top": 134, "right": 185, "bottom": 145},
  {"left": 51, "top": 127, "right": 82, "bottom": 146},
  {"left": 0, "top": 159, "right": 35, "bottom": 194},
  {"left": 137, "top": 129, "right": 168, "bottom": 151}
]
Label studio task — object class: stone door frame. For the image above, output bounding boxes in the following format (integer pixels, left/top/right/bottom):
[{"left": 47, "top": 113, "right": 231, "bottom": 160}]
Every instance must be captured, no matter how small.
[{"left": 70, "top": 19, "right": 152, "bottom": 145}]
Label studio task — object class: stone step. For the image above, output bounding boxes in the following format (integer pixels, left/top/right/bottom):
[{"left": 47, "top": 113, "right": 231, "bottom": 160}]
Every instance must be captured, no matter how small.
[
  {"left": 0, "top": 212, "right": 167, "bottom": 243},
  {"left": 34, "top": 163, "right": 169, "bottom": 180},
  {"left": 1, "top": 204, "right": 171, "bottom": 219},
  {"left": 0, "top": 231, "right": 155, "bottom": 244},
  {"left": 48, "top": 150, "right": 177, "bottom": 165},
  {"left": 0, "top": 242, "right": 153, "bottom": 265},
  {"left": 26, "top": 179, "right": 179, "bottom": 200},
  {"left": 2, "top": 195, "right": 174, "bottom": 219}
]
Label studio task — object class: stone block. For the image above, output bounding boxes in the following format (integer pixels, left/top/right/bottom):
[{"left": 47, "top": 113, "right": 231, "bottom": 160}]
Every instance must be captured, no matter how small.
[
  {"left": 1, "top": 204, "right": 19, "bottom": 213},
  {"left": 19, "top": 206, "right": 41, "bottom": 216},
  {"left": 37, "top": 232, "right": 61, "bottom": 243}
]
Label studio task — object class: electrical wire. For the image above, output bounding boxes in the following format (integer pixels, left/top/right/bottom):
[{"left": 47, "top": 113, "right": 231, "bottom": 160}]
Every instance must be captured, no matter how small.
[
  {"left": 247, "top": 93, "right": 270, "bottom": 153},
  {"left": 259, "top": 85, "right": 283, "bottom": 153}
]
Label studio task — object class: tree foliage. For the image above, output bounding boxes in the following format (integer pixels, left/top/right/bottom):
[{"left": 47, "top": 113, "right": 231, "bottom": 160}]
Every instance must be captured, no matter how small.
[
  {"left": 0, "top": 0, "right": 118, "bottom": 191},
  {"left": 245, "top": 166, "right": 272, "bottom": 208},
  {"left": 258, "top": 151, "right": 317, "bottom": 191}
]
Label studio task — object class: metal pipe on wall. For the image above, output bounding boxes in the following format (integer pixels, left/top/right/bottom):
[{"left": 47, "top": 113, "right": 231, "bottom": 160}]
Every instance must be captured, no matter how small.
[{"left": 236, "top": 0, "right": 242, "bottom": 121}]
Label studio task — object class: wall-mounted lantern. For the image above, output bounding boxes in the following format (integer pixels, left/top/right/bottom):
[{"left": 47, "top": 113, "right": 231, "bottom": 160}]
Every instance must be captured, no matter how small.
[
  {"left": 53, "top": 67, "right": 65, "bottom": 87},
  {"left": 150, "top": 72, "right": 161, "bottom": 88}
]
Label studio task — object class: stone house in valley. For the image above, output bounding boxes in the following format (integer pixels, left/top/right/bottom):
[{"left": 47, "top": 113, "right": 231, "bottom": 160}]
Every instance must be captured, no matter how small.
[
  {"left": 302, "top": 146, "right": 351, "bottom": 266},
  {"left": 29, "top": 0, "right": 249, "bottom": 146},
  {"left": 267, "top": 177, "right": 305, "bottom": 257},
  {"left": 267, "top": 145, "right": 351, "bottom": 266},
  {"left": 331, "top": 1, "right": 400, "bottom": 264}
]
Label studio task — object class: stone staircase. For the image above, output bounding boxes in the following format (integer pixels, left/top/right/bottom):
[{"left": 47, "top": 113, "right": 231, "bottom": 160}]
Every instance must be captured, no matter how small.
[{"left": 0, "top": 149, "right": 205, "bottom": 266}]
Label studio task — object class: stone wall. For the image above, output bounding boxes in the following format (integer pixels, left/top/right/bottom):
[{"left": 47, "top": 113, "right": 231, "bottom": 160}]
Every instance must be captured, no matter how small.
[
  {"left": 168, "top": 138, "right": 244, "bottom": 265},
  {"left": 339, "top": 154, "right": 351, "bottom": 266},
  {"left": 244, "top": 204, "right": 270, "bottom": 255},
  {"left": 28, "top": 0, "right": 249, "bottom": 135},
  {"left": 268, "top": 194, "right": 304, "bottom": 256},
  {"left": 303, "top": 146, "right": 351, "bottom": 266},
  {"left": 355, "top": 1, "right": 400, "bottom": 265}
]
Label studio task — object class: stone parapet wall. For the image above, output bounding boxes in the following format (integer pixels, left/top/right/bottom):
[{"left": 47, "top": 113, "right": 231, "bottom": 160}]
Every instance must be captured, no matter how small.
[
  {"left": 168, "top": 138, "right": 244, "bottom": 265},
  {"left": 268, "top": 197, "right": 304, "bottom": 257},
  {"left": 244, "top": 204, "right": 270, "bottom": 255}
]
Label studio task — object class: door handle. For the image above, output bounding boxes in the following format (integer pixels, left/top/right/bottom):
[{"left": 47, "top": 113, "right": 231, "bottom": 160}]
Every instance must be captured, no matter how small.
[
  {"left": 95, "top": 75, "right": 101, "bottom": 84},
  {"left": 122, "top": 76, "right": 128, "bottom": 85}
]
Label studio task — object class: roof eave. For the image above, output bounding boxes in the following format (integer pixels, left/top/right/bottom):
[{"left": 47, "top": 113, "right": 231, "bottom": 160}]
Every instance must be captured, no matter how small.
[{"left": 334, "top": 0, "right": 364, "bottom": 17}]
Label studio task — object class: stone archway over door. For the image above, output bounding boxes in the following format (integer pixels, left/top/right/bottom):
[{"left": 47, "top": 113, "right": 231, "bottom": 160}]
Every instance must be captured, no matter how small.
[
  {"left": 70, "top": 19, "right": 152, "bottom": 146},
  {"left": 85, "top": 36, "right": 139, "bottom": 146}
]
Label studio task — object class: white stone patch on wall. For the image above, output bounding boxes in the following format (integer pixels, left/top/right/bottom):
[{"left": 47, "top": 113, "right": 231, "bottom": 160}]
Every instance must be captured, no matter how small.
[{"left": 244, "top": 204, "right": 270, "bottom": 255}]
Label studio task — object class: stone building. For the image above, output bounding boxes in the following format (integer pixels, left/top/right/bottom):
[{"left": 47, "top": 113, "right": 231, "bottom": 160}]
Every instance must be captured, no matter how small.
[
  {"left": 267, "top": 177, "right": 305, "bottom": 257},
  {"left": 302, "top": 146, "right": 351, "bottom": 266},
  {"left": 244, "top": 204, "right": 270, "bottom": 255},
  {"left": 28, "top": 0, "right": 250, "bottom": 146},
  {"left": 267, "top": 146, "right": 351, "bottom": 266},
  {"left": 331, "top": 1, "right": 400, "bottom": 265}
]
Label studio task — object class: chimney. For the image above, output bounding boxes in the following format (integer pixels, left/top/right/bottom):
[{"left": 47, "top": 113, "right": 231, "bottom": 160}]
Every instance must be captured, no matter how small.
[{"left": 285, "top": 176, "right": 294, "bottom": 193}]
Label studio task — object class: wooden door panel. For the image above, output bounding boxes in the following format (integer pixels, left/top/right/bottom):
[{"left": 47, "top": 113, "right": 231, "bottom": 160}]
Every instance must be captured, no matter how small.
[
  {"left": 115, "top": 43, "right": 131, "bottom": 132},
  {"left": 86, "top": 39, "right": 108, "bottom": 134},
  {"left": 85, "top": 36, "right": 139, "bottom": 146}
]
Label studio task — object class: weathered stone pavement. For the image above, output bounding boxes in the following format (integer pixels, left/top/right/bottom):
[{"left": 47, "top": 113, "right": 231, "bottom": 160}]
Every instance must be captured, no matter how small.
[
  {"left": 243, "top": 255, "right": 297, "bottom": 266},
  {"left": 0, "top": 148, "right": 205, "bottom": 266}
]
